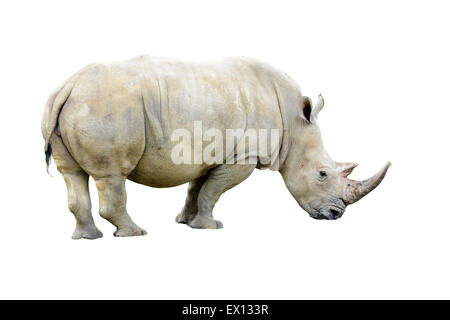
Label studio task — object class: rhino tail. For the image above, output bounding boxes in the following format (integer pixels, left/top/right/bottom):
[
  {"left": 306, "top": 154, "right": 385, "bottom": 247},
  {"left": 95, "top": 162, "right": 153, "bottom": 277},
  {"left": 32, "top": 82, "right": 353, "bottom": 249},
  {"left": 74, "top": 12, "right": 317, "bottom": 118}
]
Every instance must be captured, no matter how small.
[
  {"left": 45, "top": 142, "right": 52, "bottom": 174},
  {"left": 41, "top": 76, "right": 77, "bottom": 174}
]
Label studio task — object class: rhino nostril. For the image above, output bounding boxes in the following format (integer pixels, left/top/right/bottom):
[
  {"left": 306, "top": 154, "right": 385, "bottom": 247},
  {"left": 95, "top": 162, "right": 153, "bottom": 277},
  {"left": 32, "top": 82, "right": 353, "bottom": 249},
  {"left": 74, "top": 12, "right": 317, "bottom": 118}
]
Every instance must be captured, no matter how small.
[{"left": 329, "top": 209, "right": 340, "bottom": 219}]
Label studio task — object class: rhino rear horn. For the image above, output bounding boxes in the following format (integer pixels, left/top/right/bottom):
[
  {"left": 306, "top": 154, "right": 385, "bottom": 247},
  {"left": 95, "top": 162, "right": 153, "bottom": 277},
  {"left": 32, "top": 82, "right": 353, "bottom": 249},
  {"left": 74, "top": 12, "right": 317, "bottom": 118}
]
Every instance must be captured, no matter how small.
[{"left": 337, "top": 162, "right": 358, "bottom": 177}]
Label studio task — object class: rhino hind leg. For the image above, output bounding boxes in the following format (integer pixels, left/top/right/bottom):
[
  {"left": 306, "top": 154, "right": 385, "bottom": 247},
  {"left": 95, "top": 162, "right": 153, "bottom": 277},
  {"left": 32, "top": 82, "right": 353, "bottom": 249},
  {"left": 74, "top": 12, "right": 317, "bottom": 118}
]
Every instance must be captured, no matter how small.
[
  {"left": 176, "top": 175, "right": 208, "bottom": 225},
  {"left": 50, "top": 134, "right": 103, "bottom": 239},
  {"left": 188, "top": 164, "right": 256, "bottom": 229},
  {"left": 64, "top": 172, "right": 103, "bottom": 240},
  {"left": 95, "top": 176, "right": 147, "bottom": 237}
]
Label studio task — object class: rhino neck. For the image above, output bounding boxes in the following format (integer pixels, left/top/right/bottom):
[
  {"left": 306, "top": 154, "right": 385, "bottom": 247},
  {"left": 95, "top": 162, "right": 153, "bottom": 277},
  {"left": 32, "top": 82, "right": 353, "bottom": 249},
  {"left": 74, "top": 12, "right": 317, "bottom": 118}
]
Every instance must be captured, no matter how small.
[
  {"left": 279, "top": 137, "right": 298, "bottom": 178},
  {"left": 274, "top": 131, "right": 289, "bottom": 172},
  {"left": 279, "top": 124, "right": 326, "bottom": 176},
  {"left": 271, "top": 82, "right": 297, "bottom": 172},
  {"left": 271, "top": 80, "right": 313, "bottom": 172},
  {"left": 277, "top": 118, "right": 313, "bottom": 174}
]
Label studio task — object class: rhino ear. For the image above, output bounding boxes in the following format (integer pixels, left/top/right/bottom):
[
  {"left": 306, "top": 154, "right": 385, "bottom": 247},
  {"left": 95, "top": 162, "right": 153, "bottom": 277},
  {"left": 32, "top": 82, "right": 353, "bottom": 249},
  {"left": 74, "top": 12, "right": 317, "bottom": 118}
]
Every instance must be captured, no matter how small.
[
  {"left": 300, "top": 97, "right": 312, "bottom": 122},
  {"left": 312, "top": 94, "right": 324, "bottom": 119}
]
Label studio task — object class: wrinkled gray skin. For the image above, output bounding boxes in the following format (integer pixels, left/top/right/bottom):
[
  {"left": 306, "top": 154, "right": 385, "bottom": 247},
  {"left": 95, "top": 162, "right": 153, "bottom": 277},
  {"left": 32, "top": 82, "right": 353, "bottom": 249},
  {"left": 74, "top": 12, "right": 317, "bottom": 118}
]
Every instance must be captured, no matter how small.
[{"left": 41, "top": 56, "right": 390, "bottom": 239}]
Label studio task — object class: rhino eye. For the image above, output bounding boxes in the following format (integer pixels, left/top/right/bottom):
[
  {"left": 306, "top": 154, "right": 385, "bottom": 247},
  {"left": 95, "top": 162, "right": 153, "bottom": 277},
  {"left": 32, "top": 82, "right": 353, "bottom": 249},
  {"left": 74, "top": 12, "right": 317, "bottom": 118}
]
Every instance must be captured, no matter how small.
[{"left": 319, "top": 170, "right": 328, "bottom": 178}]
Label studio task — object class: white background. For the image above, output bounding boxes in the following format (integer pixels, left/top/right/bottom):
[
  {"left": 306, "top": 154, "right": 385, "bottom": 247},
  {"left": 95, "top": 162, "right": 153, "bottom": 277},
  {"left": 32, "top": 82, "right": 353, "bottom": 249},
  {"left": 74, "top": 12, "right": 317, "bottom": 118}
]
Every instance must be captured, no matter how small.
[{"left": 0, "top": 0, "right": 448, "bottom": 299}]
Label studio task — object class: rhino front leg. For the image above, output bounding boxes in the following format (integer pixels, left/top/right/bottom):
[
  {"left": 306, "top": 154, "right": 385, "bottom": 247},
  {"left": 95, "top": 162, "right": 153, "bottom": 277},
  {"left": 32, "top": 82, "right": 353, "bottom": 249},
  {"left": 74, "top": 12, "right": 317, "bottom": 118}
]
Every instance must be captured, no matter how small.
[
  {"left": 63, "top": 172, "right": 103, "bottom": 240},
  {"left": 189, "top": 164, "right": 256, "bottom": 229},
  {"left": 176, "top": 175, "right": 208, "bottom": 225},
  {"left": 95, "top": 177, "right": 147, "bottom": 237}
]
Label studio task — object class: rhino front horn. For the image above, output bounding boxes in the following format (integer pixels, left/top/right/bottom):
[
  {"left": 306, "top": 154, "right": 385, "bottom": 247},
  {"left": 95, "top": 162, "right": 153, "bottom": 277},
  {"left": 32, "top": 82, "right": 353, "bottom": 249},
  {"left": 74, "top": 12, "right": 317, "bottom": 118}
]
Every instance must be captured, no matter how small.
[{"left": 344, "top": 162, "right": 391, "bottom": 204}]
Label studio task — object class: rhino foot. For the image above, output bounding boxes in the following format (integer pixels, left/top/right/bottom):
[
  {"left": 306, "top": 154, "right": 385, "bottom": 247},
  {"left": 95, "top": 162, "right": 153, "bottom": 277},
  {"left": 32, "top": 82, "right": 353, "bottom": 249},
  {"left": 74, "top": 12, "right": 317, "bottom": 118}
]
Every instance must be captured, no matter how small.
[
  {"left": 175, "top": 211, "right": 197, "bottom": 224},
  {"left": 189, "top": 215, "right": 223, "bottom": 229},
  {"left": 72, "top": 224, "right": 103, "bottom": 240},
  {"left": 175, "top": 212, "right": 188, "bottom": 224},
  {"left": 114, "top": 226, "right": 147, "bottom": 237}
]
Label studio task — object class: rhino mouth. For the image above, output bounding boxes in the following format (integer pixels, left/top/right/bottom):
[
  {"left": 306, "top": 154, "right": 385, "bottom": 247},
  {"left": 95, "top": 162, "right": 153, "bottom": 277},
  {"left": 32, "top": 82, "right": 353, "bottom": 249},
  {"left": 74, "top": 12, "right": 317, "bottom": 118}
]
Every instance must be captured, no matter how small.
[{"left": 314, "top": 206, "right": 345, "bottom": 220}]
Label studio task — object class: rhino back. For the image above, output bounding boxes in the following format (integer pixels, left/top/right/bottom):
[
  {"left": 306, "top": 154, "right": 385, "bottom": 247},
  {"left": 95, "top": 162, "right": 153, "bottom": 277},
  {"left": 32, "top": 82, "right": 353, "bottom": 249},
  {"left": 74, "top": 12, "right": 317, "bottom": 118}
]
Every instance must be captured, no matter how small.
[
  {"left": 60, "top": 56, "right": 296, "bottom": 186},
  {"left": 127, "top": 56, "right": 291, "bottom": 186}
]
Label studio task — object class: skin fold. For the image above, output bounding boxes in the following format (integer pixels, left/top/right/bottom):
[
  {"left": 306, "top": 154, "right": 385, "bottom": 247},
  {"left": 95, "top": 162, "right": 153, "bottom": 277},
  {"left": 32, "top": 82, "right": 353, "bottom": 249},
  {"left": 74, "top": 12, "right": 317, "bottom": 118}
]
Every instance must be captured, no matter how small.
[{"left": 41, "top": 56, "right": 389, "bottom": 239}]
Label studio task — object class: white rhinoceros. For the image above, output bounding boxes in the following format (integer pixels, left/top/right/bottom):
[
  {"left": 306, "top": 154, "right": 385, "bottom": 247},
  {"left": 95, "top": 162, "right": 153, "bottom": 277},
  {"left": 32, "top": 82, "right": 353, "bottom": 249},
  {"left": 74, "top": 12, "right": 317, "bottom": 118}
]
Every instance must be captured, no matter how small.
[{"left": 41, "top": 56, "right": 390, "bottom": 239}]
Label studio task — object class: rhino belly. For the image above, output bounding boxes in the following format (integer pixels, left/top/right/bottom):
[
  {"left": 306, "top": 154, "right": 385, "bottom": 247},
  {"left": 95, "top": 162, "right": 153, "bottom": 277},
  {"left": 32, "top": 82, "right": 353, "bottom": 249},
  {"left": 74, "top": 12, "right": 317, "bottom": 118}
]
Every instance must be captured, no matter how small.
[{"left": 128, "top": 146, "right": 216, "bottom": 188}]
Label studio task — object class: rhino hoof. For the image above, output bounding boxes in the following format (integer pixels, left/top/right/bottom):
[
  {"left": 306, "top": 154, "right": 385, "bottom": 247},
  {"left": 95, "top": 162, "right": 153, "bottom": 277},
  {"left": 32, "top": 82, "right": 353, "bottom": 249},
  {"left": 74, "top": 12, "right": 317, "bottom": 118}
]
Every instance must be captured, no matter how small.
[
  {"left": 175, "top": 212, "right": 188, "bottom": 224},
  {"left": 175, "top": 211, "right": 197, "bottom": 225},
  {"left": 72, "top": 224, "right": 103, "bottom": 240},
  {"left": 189, "top": 216, "right": 223, "bottom": 229},
  {"left": 114, "top": 226, "right": 147, "bottom": 237}
]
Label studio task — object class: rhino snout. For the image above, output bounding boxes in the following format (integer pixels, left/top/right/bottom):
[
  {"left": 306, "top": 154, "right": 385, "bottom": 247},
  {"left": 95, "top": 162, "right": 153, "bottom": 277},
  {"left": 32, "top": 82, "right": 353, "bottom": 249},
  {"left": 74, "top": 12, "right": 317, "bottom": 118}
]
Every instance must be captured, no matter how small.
[{"left": 313, "top": 207, "right": 345, "bottom": 220}]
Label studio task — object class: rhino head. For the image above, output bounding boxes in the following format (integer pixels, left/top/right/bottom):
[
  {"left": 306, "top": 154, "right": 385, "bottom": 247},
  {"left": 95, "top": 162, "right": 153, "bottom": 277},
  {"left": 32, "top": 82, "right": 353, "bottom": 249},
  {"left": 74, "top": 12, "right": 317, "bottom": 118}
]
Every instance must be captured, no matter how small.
[{"left": 280, "top": 95, "right": 390, "bottom": 220}]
